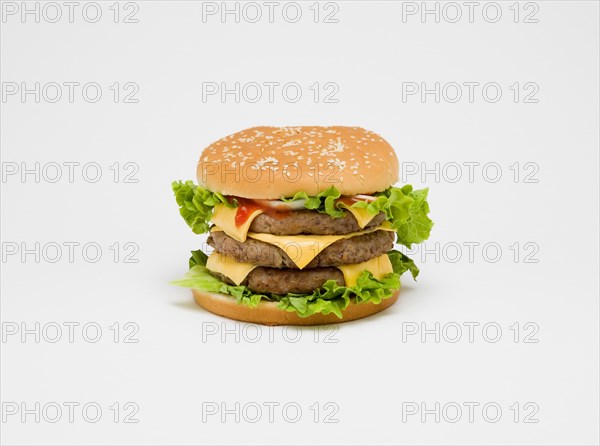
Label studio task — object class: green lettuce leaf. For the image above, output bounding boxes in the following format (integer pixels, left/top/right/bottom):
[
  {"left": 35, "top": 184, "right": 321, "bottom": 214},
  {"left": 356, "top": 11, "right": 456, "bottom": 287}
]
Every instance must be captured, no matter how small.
[
  {"left": 394, "top": 185, "right": 434, "bottom": 248},
  {"left": 172, "top": 180, "right": 230, "bottom": 234},
  {"left": 388, "top": 250, "right": 420, "bottom": 280},
  {"left": 351, "top": 187, "right": 414, "bottom": 225},
  {"left": 171, "top": 263, "right": 269, "bottom": 308},
  {"left": 189, "top": 249, "right": 209, "bottom": 269},
  {"left": 172, "top": 249, "right": 417, "bottom": 319},
  {"left": 283, "top": 184, "right": 433, "bottom": 247},
  {"left": 278, "top": 266, "right": 402, "bottom": 318},
  {"left": 282, "top": 186, "right": 345, "bottom": 218}
]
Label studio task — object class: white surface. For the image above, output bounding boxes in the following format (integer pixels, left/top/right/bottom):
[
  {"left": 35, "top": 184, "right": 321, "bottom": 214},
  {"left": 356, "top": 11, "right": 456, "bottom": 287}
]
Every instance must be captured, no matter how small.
[{"left": 1, "top": 1, "right": 598, "bottom": 445}]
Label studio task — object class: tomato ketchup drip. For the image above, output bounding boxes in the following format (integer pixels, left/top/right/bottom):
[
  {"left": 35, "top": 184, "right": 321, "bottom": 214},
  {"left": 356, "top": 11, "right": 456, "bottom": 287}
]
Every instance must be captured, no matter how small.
[{"left": 230, "top": 197, "right": 291, "bottom": 227}]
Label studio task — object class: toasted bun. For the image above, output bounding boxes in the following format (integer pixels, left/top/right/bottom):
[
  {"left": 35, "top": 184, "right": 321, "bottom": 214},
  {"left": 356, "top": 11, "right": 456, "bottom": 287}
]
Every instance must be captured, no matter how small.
[
  {"left": 196, "top": 126, "right": 399, "bottom": 199},
  {"left": 192, "top": 289, "right": 400, "bottom": 326}
]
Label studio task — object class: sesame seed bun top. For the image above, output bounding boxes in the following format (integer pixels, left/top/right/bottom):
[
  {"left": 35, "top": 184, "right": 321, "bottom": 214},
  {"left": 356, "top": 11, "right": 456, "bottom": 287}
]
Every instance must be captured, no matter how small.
[{"left": 196, "top": 126, "right": 399, "bottom": 199}]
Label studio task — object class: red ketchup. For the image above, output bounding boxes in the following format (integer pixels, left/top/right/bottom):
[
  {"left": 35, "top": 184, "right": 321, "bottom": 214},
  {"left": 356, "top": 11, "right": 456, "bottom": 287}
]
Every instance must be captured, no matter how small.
[{"left": 231, "top": 197, "right": 291, "bottom": 227}]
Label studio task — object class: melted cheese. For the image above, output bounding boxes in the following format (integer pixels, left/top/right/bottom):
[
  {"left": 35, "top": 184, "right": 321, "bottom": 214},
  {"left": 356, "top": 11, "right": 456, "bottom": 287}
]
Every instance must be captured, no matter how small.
[
  {"left": 245, "top": 222, "right": 394, "bottom": 269},
  {"left": 206, "top": 252, "right": 258, "bottom": 286},
  {"left": 338, "top": 203, "right": 378, "bottom": 228},
  {"left": 210, "top": 203, "right": 263, "bottom": 243},
  {"left": 206, "top": 252, "right": 393, "bottom": 289},
  {"left": 336, "top": 254, "right": 393, "bottom": 287}
]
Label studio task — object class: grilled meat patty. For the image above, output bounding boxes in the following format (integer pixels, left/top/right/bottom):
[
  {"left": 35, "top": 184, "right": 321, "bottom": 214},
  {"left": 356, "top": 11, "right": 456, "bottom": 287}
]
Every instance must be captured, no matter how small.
[
  {"left": 247, "top": 209, "right": 386, "bottom": 235},
  {"left": 207, "top": 229, "right": 395, "bottom": 269},
  {"left": 211, "top": 266, "right": 346, "bottom": 294}
]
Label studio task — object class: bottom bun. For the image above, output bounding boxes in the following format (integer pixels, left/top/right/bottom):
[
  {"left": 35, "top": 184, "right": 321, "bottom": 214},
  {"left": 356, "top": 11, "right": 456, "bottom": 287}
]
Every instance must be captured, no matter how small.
[{"left": 192, "top": 289, "right": 400, "bottom": 326}]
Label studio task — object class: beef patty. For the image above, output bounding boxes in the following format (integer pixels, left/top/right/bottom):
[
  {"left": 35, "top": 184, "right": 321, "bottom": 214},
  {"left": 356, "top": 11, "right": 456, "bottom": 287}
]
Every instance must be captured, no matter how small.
[
  {"left": 248, "top": 209, "right": 386, "bottom": 235},
  {"left": 207, "top": 229, "right": 395, "bottom": 269},
  {"left": 212, "top": 266, "right": 345, "bottom": 294}
]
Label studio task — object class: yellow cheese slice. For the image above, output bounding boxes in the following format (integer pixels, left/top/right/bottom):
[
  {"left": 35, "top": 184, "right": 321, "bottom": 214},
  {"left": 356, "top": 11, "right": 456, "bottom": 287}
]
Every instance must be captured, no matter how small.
[
  {"left": 337, "top": 203, "right": 378, "bottom": 228},
  {"left": 206, "top": 252, "right": 393, "bottom": 289},
  {"left": 335, "top": 254, "right": 393, "bottom": 287},
  {"left": 210, "top": 203, "right": 263, "bottom": 243},
  {"left": 245, "top": 222, "right": 395, "bottom": 269},
  {"left": 206, "top": 252, "right": 258, "bottom": 286}
]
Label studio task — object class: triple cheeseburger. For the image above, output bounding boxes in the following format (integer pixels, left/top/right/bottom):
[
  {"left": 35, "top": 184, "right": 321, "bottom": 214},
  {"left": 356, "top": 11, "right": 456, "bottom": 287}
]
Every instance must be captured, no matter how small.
[{"left": 172, "top": 126, "right": 433, "bottom": 325}]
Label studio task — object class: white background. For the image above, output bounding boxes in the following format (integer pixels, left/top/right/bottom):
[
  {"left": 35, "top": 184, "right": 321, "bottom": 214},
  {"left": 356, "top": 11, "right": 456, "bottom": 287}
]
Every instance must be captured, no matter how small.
[{"left": 1, "top": 1, "right": 599, "bottom": 445}]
